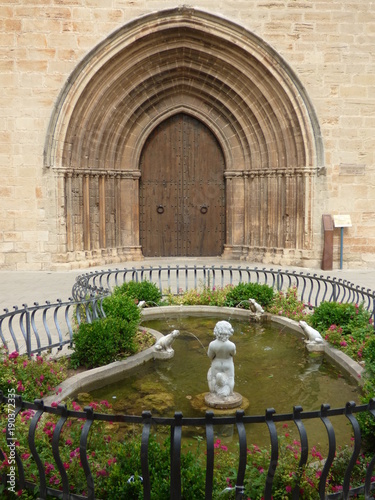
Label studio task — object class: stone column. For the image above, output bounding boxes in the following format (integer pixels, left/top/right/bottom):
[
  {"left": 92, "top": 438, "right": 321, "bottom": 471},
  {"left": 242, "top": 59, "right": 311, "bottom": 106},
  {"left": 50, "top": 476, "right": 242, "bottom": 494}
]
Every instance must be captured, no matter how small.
[
  {"left": 55, "top": 169, "right": 68, "bottom": 254},
  {"left": 65, "top": 171, "right": 74, "bottom": 252},
  {"left": 83, "top": 173, "right": 90, "bottom": 250},
  {"left": 99, "top": 174, "right": 106, "bottom": 249},
  {"left": 118, "top": 171, "right": 143, "bottom": 259},
  {"left": 222, "top": 171, "right": 245, "bottom": 258}
]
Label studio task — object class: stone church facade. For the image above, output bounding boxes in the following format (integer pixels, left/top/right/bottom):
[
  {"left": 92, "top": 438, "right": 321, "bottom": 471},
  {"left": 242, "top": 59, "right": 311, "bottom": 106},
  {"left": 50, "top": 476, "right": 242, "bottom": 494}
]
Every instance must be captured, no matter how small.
[{"left": 1, "top": 1, "right": 374, "bottom": 270}]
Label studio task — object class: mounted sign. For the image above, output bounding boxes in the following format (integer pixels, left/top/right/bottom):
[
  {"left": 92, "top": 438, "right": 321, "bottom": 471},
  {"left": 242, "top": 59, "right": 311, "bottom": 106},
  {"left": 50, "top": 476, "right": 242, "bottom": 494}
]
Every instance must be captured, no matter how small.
[{"left": 333, "top": 215, "right": 352, "bottom": 228}]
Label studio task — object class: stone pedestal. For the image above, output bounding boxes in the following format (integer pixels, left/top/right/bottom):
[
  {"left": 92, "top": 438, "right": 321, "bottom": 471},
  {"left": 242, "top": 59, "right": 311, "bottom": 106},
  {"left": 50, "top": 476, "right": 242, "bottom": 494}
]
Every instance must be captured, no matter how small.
[
  {"left": 204, "top": 391, "right": 243, "bottom": 410},
  {"left": 191, "top": 393, "right": 249, "bottom": 414}
]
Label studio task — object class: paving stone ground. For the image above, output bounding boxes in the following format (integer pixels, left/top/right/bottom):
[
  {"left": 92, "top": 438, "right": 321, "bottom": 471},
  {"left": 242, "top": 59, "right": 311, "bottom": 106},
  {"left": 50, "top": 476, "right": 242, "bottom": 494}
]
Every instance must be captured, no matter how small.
[{"left": 0, "top": 257, "right": 374, "bottom": 313}]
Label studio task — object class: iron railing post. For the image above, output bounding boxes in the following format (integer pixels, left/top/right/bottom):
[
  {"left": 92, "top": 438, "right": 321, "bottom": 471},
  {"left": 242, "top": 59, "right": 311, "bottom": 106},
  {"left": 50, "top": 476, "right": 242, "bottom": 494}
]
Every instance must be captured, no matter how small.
[
  {"left": 25, "top": 305, "right": 31, "bottom": 357},
  {"left": 276, "top": 271, "right": 281, "bottom": 292}
]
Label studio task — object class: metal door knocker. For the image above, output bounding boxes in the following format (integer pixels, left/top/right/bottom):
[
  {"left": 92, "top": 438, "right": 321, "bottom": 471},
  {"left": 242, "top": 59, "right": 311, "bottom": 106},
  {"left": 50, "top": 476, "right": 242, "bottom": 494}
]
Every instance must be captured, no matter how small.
[
  {"left": 200, "top": 205, "right": 208, "bottom": 214},
  {"left": 157, "top": 205, "right": 164, "bottom": 214}
]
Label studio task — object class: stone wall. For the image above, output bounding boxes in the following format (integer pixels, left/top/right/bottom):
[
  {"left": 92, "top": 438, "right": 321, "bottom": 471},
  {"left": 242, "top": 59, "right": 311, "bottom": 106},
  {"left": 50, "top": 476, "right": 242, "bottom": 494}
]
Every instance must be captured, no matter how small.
[{"left": 1, "top": 1, "right": 374, "bottom": 270}]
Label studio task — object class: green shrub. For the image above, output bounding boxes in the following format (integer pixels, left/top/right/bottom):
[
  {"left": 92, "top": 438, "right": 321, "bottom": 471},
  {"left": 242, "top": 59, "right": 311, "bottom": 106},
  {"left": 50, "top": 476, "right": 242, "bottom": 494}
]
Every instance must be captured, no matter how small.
[
  {"left": 71, "top": 291, "right": 141, "bottom": 368},
  {"left": 267, "top": 286, "right": 307, "bottom": 321},
  {"left": 166, "top": 284, "right": 231, "bottom": 306},
  {"left": 308, "top": 301, "right": 375, "bottom": 451},
  {"left": 71, "top": 316, "right": 138, "bottom": 369},
  {"left": 102, "top": 290, "right": 141, "bottom": 325},
  {"left": 309, "top": 301, "right": 369, "bottom": 334},
  {"left": 309, "top": 301, "right": 373, "bottom": 362},
  {"left": 0, "top": 347, "right": 66, "bottom": 401},
  {"left": 106, "top": 435, "right": 206, "bottom": 499},
  {"left": 113, "top": 280, "right": 162, "bottom": 306},
  {"left": 223, "top": 282, "right": 274, "bottom": 309}
]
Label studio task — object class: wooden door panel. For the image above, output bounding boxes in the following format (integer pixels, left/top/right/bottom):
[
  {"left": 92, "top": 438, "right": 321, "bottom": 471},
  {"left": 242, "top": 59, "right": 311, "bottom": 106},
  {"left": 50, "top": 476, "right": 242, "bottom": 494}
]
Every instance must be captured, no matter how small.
[
  {"left": 140, "top": 113, "right": 225, "bottom": 257},
  {"left": 182, "top": 115, "right": 225, "bottom": 256}
]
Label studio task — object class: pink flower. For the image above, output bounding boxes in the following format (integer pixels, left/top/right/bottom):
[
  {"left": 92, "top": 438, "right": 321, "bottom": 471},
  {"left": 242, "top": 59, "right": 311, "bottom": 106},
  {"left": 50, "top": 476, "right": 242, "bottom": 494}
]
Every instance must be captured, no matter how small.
[
  {"left": 286, "top": 485, "right": 292, "bottom": 493},
  {"left": 17, "top": 381, "right": 25, "bottom": 392},
  {"left": 340, "top": 340, "right": 347, "bottom": 347},
  {"left": 96, "top": 469, "right": 108, "bottom": 477},
  {"left": 72, "top": 401, "right": 81, "bottom": 411},
  {"left": 9, "top": 351, "right": 19, "bottom": 359},
  {"left": 45, "top": 462, "right": 55, "bottom": 474}
]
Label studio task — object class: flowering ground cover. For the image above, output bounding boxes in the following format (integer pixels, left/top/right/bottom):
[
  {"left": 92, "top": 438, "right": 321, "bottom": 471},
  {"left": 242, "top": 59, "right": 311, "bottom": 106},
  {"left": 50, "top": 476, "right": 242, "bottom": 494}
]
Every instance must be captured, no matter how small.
[{"left": 1, "top": 282, "right": 375, "bottom": 498}]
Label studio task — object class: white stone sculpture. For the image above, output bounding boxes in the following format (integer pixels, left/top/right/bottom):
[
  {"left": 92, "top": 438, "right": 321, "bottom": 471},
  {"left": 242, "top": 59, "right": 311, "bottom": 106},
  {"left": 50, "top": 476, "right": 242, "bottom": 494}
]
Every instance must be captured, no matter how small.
[
  {"left": 154, "top": 329, "right": 180, "bottom": 352},
  {"left": 299, "top": 321, "right": 324, "bottom": 344},
  {"left": 207, "top": 321, "right": 236, "bottom": 397},
  {"left": 249, "top": 298, "right": 264, "bottom": 314},
  {"left": 248, "top": 298, "right": 264, "bottom": 321}
]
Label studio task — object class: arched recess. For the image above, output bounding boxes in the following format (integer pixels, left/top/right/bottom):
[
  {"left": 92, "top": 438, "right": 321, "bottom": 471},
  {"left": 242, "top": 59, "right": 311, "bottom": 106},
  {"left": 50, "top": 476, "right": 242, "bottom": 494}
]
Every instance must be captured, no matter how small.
[{"left": 44, "top": 7, "right": 324, "bottom": 265}]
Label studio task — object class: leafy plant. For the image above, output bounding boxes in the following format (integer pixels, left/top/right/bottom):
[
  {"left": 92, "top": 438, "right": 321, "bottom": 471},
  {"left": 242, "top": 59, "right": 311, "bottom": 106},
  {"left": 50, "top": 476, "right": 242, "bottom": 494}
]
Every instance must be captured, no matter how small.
[
  {"left": 102, "top": 290, "right": 141, "bottom": 325},
  {"left": 309, "top": 301, "right": 370, "bottom": 334},
  {"left": 223, "top": 282, "right": 274, "bottom": 309},
  {"left": 267, "top": 286, "right": 307, "bottom": 321},
  {"left": 0, "top": 347, "right": 66, "bottom": 401},
  {"left": 106, "top": 435, "right": 206, "bottom": 499},
  {"left": 0, "top": 398, "right": 116, "bottom": 499},
  {"left": 166, "top": 284, "right": 231, "bottom": 307},
  {"left": 70, "top": 316, "right": 138, "bottom": 369},
  {"left": 113, "top": 280, "right": 162, "bottom": 306},
  {"left": 307, "top": 301, "right": 375, "bottom": 451}
]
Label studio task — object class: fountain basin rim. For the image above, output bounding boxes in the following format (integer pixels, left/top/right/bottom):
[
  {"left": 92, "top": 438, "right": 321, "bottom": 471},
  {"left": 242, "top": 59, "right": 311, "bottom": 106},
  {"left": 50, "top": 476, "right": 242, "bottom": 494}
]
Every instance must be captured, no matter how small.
[{"left": 44, "top": 306, "right": 364, "bottom": 406}]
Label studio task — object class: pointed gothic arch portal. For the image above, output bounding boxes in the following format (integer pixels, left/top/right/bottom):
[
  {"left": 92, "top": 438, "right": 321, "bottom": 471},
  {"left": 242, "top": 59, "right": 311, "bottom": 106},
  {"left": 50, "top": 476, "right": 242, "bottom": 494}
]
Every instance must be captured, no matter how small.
[
  {"left": 139, "top": 113, "right": 225, "bottom": 257},
  {"left": 44, "top": 7, "right": 324, "bottom": 266}
]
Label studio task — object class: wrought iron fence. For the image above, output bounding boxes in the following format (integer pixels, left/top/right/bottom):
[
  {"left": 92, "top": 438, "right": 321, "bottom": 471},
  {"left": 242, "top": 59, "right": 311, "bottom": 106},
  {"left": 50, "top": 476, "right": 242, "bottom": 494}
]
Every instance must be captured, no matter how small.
[
  {"left": 1, "top": 392, "right": 375, "bottom": 499},
  {"left": 1, "top": 266, "right": 375, "bottom": 498},
  {"left": 1, "top": 265, "right": 374, "bottom": 357},
  {"left": 0, "top": 296, "right": 106, "bottom": 357},
  {"left": 72, "top": 265, "right": 375, "bottom": 325}
]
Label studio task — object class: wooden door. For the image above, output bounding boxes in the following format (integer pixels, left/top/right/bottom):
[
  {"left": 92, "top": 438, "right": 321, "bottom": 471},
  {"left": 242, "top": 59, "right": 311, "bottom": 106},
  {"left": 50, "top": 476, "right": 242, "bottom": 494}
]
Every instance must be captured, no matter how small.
[{"left": 140, "top": 113, "right": 225, "bottom": 257}]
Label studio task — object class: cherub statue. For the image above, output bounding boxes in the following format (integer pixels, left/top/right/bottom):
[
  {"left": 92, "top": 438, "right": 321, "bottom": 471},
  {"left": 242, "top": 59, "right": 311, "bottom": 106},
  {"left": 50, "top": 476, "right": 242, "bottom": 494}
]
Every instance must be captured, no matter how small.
[{"left": 207, "top": 321, "right": 236, "bottom": 398}]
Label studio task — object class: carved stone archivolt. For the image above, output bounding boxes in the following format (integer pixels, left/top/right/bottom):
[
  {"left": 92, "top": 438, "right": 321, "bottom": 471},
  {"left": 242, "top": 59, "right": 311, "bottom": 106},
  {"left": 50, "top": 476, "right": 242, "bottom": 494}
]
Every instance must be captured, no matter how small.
[{"left": 45, "top": 8, "right": 323, "bottom": 264}]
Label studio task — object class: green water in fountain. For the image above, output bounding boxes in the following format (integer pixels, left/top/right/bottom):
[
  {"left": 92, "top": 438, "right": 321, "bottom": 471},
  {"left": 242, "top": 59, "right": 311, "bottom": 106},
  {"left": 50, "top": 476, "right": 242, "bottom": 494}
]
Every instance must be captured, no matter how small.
[{"left": 89, "top": 316, "right": 360, "bottom": 448}]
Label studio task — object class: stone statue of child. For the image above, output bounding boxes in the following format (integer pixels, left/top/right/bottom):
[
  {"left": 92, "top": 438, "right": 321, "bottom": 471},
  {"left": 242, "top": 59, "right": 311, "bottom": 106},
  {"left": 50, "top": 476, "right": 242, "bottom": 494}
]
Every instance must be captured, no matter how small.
[{"left": 207, "top": 320, "right": 236, "bottom": 398}]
